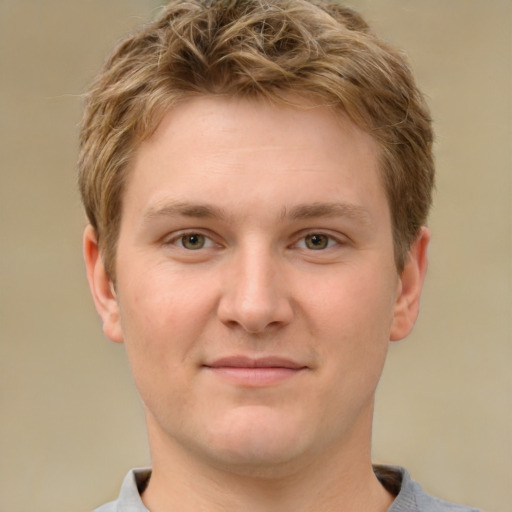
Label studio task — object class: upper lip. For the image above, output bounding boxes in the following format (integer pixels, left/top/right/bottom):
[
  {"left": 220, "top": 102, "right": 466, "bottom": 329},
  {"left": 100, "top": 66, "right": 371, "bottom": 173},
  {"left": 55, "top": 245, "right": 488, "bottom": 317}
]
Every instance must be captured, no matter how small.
[{"left": 204, "top": 356, "right": 307, "bottom": 369}]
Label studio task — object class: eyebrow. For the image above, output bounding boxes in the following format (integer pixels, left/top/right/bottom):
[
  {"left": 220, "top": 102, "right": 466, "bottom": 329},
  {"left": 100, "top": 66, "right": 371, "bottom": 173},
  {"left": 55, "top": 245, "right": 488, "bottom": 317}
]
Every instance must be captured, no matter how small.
[
  {"left": 283, "top": 202, "right": 372, "bottom": 224},
  {"left": 143, "top": 200, "right": 371, "bottom": 224},
  {"left": 143, "top": 201, "right": 228, "bottom": 221}
]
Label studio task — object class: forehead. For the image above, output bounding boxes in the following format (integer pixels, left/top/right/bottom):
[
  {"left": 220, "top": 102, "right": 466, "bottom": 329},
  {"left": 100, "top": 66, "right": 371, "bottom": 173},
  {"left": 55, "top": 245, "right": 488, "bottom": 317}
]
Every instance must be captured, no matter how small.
[
  {"left": 143, "top": 95, "right": 378, "bottom": 165},
  {"left": 122, "top": 95, "right": 387, "bottom": 227}
]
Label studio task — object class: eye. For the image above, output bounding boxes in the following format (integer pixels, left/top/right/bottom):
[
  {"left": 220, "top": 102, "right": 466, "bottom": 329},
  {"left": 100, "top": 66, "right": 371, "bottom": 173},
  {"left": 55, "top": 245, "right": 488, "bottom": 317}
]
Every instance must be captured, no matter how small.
[
  {"left": 176, "top": 233, "right": 211, "bottom": 250},
  {"left": 297, "top": 233, "right": 338, "bottom": 250}
]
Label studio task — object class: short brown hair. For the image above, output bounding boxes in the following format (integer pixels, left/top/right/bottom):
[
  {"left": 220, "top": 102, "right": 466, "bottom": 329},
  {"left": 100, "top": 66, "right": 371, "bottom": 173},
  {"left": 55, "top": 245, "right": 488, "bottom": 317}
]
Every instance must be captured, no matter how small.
[{"left": 79, "top": 0, "right": 434, "bottom": 278}]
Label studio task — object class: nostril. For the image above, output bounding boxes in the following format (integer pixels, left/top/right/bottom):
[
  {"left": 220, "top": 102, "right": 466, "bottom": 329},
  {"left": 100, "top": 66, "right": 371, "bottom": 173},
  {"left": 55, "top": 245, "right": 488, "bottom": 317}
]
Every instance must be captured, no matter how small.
[{"left": 217, "top": 295, "right": 293, "bottom": 334}]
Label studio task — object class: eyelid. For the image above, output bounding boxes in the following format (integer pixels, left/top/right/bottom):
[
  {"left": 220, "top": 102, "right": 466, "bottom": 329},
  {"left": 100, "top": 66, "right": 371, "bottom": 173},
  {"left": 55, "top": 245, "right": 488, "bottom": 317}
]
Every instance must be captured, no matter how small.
[
  {"left": 292, "top": 230, "right": 347, "bottom": 250},
  {"left": 163, "top": 229, "right": 219, "bottom": 249},
  {"left": 161, "top": 228, "right": 347, "bottom": 250}
]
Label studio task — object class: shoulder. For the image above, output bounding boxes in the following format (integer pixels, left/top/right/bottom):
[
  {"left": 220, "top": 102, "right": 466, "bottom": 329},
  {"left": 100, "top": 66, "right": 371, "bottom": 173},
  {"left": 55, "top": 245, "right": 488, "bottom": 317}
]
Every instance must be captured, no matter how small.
[
  {"left": 411, "top": 480, "right": 481, "bottom": 512},
  {"left": 93, "top": 501, "right": 117, "bottom": 512},
  {"left": 374, "top": 465, "right": 481, "bottom": 512}
]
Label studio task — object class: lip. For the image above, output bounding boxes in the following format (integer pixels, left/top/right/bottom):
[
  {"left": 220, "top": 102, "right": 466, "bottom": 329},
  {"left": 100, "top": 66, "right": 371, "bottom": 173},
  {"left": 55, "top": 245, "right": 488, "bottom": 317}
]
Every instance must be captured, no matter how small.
[{"left": 203, "top": 356, "right": 308, "bottom": 387}]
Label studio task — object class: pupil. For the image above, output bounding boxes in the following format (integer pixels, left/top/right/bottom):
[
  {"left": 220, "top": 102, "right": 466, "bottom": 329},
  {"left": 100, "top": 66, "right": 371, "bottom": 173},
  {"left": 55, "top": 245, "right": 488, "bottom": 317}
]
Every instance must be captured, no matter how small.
[
  {"left": 183, "top": 234, "right": 204, "bottom": 249},
  {"left": 307, "top": 234, "right": 328, "bottom": 250}
]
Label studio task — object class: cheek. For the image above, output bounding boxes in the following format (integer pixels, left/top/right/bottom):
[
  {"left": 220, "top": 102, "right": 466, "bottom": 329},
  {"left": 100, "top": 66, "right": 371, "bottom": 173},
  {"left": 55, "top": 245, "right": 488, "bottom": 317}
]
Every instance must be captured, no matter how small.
[
  {"left": 308, "top": 264, "right": 397, "bottom": 383},
  {"left": 120, "top": 264, "right": 211, "bottom": 333},
  {"left": 118, "top": 287, "right": 199, "bottom": 421},
  {"left": 116, "top": 271, "right": 215, "bottom": 384},
  {"left": 309, "top": 262, "right": 397, "bottom": 336}
]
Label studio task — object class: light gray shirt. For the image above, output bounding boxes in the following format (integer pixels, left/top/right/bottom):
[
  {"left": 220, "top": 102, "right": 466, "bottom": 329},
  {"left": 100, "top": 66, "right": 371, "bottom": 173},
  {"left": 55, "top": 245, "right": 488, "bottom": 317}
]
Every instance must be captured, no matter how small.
[{"left": 93, "top": 466, "right": 481, "bottom": 512}]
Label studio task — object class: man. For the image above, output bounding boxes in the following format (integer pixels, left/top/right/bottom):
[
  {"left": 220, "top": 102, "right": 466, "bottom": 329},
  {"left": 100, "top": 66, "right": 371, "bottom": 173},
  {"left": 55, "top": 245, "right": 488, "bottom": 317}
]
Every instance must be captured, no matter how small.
[{"left": 79, "top": 1, "right": 479, "bottom": 511}]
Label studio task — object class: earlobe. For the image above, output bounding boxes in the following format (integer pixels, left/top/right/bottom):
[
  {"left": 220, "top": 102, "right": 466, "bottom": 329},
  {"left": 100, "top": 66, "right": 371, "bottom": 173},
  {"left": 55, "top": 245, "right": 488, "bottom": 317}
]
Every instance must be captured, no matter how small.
[
  {"left": 83, "top": 225, "right": 124, "bottom": 343},
  {"left": 390, "top": 227, "right": 430, "bottom": 342}
]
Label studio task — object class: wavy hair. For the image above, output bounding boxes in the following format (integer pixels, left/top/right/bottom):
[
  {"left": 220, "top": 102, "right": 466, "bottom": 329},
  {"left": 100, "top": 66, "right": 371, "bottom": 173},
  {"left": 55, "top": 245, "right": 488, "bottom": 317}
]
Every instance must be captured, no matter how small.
[{"left": 79, "top": 0, "right": 434, "bottom": 278}]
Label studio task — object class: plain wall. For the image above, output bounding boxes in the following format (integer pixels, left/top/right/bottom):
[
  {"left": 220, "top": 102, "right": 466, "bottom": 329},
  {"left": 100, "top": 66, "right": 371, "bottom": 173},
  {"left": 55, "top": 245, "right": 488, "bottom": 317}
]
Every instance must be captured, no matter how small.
[{"left": 1, "top": 1, "right": 510, "bottom": 511}]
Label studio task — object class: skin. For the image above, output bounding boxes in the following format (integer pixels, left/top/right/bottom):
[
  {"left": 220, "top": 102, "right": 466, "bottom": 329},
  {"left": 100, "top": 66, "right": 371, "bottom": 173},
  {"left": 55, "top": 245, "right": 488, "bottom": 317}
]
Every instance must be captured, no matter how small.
[{"left": 84, "top": 96, "right": 429, "bottom": 512}]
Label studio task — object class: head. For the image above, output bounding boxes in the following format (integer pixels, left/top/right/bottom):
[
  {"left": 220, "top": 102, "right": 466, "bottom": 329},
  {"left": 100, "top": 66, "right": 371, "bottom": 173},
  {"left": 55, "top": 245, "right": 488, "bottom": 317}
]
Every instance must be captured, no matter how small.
[
  {"left": 81, "top": 0, "right": 434, "bottom": 485},
  {"left": 78, "top": 0, "right": 434, "bottom": 281}
]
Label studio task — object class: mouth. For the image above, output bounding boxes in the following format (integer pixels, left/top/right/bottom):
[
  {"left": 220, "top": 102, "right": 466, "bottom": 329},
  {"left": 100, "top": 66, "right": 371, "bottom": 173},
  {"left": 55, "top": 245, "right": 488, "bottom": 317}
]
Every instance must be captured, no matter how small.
[{"left": 203, "top": 356, "right": 308, "bottom": 387}]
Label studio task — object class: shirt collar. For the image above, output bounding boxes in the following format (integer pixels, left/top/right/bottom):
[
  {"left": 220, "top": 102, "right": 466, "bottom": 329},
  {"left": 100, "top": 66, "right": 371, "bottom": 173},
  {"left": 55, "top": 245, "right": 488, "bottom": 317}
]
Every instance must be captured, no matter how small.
[
  {"left": 115, "top": 465, "right": 420, "bottom": 512},
  {"left": 115, "top": 468, "right": 151, "bottom": 512}
]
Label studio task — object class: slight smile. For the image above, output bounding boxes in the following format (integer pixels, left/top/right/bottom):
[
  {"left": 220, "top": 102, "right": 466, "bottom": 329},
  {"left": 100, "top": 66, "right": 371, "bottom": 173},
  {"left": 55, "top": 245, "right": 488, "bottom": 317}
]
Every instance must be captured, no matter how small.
[{"left": 203, "top": 356, "right": 309, "bottom": 387}]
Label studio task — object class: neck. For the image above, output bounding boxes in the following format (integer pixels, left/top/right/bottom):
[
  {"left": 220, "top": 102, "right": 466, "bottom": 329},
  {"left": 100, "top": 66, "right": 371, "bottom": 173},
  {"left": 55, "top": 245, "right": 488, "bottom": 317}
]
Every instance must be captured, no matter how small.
[{"left": 141, "top": 411, "right": 394, "bottom": 512}]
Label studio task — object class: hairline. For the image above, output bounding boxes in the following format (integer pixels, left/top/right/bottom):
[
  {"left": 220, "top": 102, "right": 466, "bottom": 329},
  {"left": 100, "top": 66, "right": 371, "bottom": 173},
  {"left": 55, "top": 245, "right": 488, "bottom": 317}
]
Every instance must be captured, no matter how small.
[{"left": 103, "top": 93, "right": 408, "bottom": 279}]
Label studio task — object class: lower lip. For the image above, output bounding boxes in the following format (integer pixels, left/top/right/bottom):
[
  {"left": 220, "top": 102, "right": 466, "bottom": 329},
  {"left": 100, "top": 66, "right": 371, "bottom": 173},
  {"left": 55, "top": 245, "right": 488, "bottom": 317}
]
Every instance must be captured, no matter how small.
[{"left": 205, "top": 367, "right": 305, "bottom": 387}]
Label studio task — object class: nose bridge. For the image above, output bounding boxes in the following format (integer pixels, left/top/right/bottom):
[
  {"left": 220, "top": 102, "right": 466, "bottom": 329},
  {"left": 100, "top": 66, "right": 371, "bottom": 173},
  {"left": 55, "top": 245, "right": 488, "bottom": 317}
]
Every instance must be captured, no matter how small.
[
  {"left": 218, "top": 239, "right": 292, "bottom": 333},
  {"left": 239, "top": 245, "right": 275, "bottom": 305}
]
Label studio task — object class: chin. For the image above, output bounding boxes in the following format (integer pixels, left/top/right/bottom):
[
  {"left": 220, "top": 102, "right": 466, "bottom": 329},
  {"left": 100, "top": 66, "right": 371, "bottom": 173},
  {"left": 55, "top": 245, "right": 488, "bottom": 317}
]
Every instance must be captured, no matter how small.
[{"left": 199, "top": 406, "right": 314, "bottom": 475}]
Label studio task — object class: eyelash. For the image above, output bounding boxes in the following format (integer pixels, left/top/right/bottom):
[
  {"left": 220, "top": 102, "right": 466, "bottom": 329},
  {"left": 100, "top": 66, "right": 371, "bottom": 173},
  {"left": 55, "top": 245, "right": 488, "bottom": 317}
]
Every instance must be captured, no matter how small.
[
  {"left": 169, "top": 232, "right": 217, "bottom": 250},
  {"left": 166, "top": 230, "right": 343, "bottom": 252},
  {"left": 294, "top": 232, "right": 340, "bottom": 251}
]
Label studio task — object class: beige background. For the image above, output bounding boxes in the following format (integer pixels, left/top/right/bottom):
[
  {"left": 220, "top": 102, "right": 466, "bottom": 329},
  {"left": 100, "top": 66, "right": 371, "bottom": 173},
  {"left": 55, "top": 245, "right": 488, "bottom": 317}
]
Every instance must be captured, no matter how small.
[{"left": 0, "top": 1, "right": 510, "bottom": 511}]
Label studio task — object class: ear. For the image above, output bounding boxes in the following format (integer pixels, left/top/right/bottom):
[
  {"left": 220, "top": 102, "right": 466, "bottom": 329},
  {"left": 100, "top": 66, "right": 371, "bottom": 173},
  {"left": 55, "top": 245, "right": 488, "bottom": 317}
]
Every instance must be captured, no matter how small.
[
  {"left": 390, "top": 226, "right": 430, "bottom": 342},
  {"left": 83, "top": 225, "right": 124, "bottom": 343}
]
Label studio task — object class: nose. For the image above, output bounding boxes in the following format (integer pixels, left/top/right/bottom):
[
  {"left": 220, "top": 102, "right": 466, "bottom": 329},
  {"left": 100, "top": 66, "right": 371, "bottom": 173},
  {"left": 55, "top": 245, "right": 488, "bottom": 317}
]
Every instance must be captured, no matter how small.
[{"left": 217, "top": 246, "right": 294, "bottom": 334}]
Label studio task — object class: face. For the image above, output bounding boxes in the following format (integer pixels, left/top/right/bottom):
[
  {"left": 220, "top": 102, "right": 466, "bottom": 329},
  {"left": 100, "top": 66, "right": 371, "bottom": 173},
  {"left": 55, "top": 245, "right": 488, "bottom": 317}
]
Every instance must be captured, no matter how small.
[{"left": 85, "top": 96, "right": 428, "bottom": 475}]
